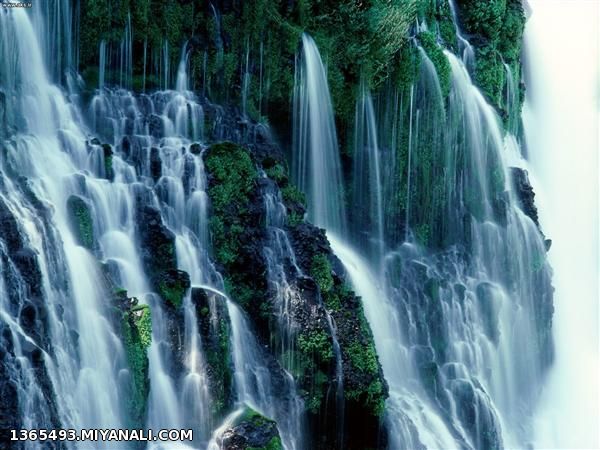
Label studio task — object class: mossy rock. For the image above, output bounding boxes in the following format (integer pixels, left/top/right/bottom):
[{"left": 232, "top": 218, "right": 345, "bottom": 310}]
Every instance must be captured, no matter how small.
[
  {"left": 220, "top": 406, "right": 283, "bottom": 450},
  {"left": 121, "top": 301, "right": 152, "bottom": 429},
  {"left": 66, "top": 195, "right": 94, "bottom": 250},
  {"left": 102, "top": 143, "right": 114, "bottom": 181},
  {"left": 157, "top": 269, "right": 191, "bottom": 308},
  {"left": 191, "top": 287, "right": 234, "bottom": 418},
  {"left": 418, "top": 31, "right": 452, "bottom": 99}
]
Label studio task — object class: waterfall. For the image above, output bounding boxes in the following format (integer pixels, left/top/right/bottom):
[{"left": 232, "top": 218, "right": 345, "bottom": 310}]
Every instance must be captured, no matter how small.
[
  {"left": 1, "top": 2, "right": 584, "bottom": 449},
  {"left": 119, "top": 13, "right": 133, "bottom": 90},
  {"left": 176, "top": 43, "right": 190, "bottom": 93},
  {"left": 293, "top": 34, "right": 346, "bottom": 234},
  {"left": 352, "top": 83, "right": 385, "bottom": 262},
  {"left": 99, "top": 40, "right": 107, "bottom": 90},
  {"left": 295, "top": 13, "right": 554, "bottom": 450},
  {"left": 0, "top": 8, "right": 130, "bottom": 446},
  {"left": 524, "top": 2, "right": 599, "bottom": 448},
  {"left": 227, "top": 300, "right": 305, "bottom": 450}
]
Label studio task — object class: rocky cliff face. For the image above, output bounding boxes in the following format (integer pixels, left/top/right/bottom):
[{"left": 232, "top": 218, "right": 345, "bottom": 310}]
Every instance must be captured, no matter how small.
[{"left": 201, "top": 115, "right": 388, "bottom": 448}]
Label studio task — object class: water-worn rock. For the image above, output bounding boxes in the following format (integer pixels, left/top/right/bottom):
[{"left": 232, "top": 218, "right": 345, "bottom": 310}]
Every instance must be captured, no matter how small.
[
  {"left": 510, "top": 167, "right": 539, "bottom": 226},
  {"left": 204, "top": 136, "right": 388, "bottom": 449},
  {"left": 135, "top": 204, "right": 190, "bottom": 308},
  {"left": 191, "top": 287, "right": 234, "bottom": 418},
  {"left": 220, "top": 407, "right": 283, "bottom": 450},
  {"left": 66, "top": 194, "right": 94, "bottom": 250}
]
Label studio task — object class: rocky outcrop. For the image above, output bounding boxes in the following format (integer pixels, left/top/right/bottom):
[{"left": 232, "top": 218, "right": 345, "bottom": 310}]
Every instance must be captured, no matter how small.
[
  {"left": 219, "top": 407, "right": 283, "bottom": 450},
  {"left": 510, "top": 167, "right": 538, "bottom": 225},
  {"left": 66, "top": 194, "right": 95, "bottom": 250},
  {"left": 115, "top": 290, "right": 152, "bottom": 430},
  {"left": 204, "top": 140, "right": 388, "bottom": 449},
  {"left": 191, "top": 287, "right": 234, "bottom": 418},
  {"left": 135, "top": 203, "right": 190, "bottom": 308}
]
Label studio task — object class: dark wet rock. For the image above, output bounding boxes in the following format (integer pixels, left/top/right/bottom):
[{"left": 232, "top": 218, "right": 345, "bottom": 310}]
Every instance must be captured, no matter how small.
[
  {"left": 149, "top": 147, "right": 161, "bottom": 182},
  {"left": 0, "top": 324, "right": 21, "bottom": 444},
  {"left": 220, "top": 407, "right": 282, "bottom": 450},
  {"left": 102, "top": 143, "right": 114, "bottom": 181},
  {"left": 66, "top": 194, "right": 95, "bottom": 250},
  {"left": 135, "top": 205, "right": 189, "bottom": 308},
  {"left": 510, "top": 167, "right": 539, "bottom": 226},
  {"left": 190, "top": 142, "right": 202, "bottom": 155},
  {"left": 0, "top": 197, "right": 23, "bottom": 253},
  {"left": 203, "top": 138, "right": 388, "bottom": 450},
  {"left": 148, "top": 114, "right": 164, "bottom": 138},
  {"left": 13, "top": 248, "right": 43, "bottom": 300},
  {"left": 191, "top": 287, "right": 234, "bottom": 418}
]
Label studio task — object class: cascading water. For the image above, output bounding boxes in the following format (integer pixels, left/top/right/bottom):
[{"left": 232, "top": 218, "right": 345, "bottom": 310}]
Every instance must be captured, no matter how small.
[
  {"left": 293, "top": 34, "right": 346, "bottom": 234},
  {"left": 524, "top": 2, "right": 599, "bottom": 448},
  {"left": 1, "top": 2, "right": 587, "bottom": 450},
  {"left": 0, "top": 7, "right": 131, "bottom": 448},
  {"left": 295, "top": 16, "right": 555, "bottom": 450},
  {"left": 352, "top": 83, "right": 385, "bottom": 262},
  {"left": 0, "top": 4, "right": 311, "bottom": 449}
]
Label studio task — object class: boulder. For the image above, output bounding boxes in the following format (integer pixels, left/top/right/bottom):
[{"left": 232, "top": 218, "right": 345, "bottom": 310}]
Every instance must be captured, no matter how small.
[{"left": 220, "top": 407, "right": 283, "bottom": 450}]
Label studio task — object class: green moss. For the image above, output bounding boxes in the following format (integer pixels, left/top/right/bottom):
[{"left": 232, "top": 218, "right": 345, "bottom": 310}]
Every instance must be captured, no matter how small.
[
  {"left": 224, "top": 274, "right": 256, "bottom": 309},
  {"left": 298, "top": 330, "right": 333, "bottom": 363},
  {"left": 264, "top": 163, "right": 287, "bottom": 185},
  {"left": 248, "top": 436, "right": 283, "bottom": 450},
  {"left": 347, "top": 340, "right": 379, "bottom": 376},
  {"left": 455, "top": 0, "right": 506, "bottom": 42},
  {"left": 310, "top": 254, "right": 334, "bottom": 294},
  {"left": 286, "top": 211, "right": 304, "bottom": 227},
  {"left": 233, "top": 407, "right": 283, "bottom": 450},
  {"left": 121, "top": 303, "right": 152, "bottom": 429},
  {"left": 205, "top": 142, "right": 257, "bottom": 215},
  {"left": 415, "top": 223, "right": 431, "bottom": 247},
  {"left": 281, "top": 185, "right": 306, "bottom": 207},
  {"left": 474, "top": 45, "right": 505, "bottom": 108},
  {"left": 418, "top": 31, "right": 451, "bottom": 99},
  {"left": 454, "top": 0, "right": 526, "bottom": 117},
  {"left": 157, "top": 271, "right": 190, "bottom": 308},
  {"left": 66, "top": 195, "right": 94, "bottom": 250},
  {"left": 393, "top": 44, "right": 421, "bottom": 92},
  {"left": 206, "top": 318, "right": 232, "bottom": 416},
  {"left": 205, "top": 142, "right": 258, "bottom": 270}
]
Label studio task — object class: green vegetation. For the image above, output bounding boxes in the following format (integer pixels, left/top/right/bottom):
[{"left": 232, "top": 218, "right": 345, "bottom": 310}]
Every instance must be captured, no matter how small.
[
  {"left": 205, "top": 142, "right": 257, "bottom": 268},
  {"left": 66, "top": 195, "right": 94, "bottom": 250},
  {"left": 233, "top": 407, "right": 283, "bottom": 450},
  {"left": 157, "top": 271, "right": 190, "bottom": 308},
  {"left": 193, "top": 288, "right": 233, "bottom": 418},
  {"left": 263, "top": 162, "right": 287, "bottom": 185},
  {"left": 205, "top": 142, "right": 258, "bottom": 213},
  {"left": 78, "top": 0, "right": 421, "bottom": 142},
  {"left": 418, "top": 31, "right": 451, "bottom": 98},
  {"left": 310, "top": 254, "right": 334, "bottom": 293},
  {"left": 281, "top": 185, "right": 306, "bottom": 207},
  {"left": 121, "top": 303, "right": 152, "bottom": 429},
  {"left": 298, "top": 330, "right": 333, "bottom": 363},
  {"left": 341, "top": 308, "right": 386, "bottom": 417},
  {"left": 204, "top": 142, "right": 266, "bottom": 315},
  {"left": 454, "top": 0, "right": 526, "bottom": 117}
]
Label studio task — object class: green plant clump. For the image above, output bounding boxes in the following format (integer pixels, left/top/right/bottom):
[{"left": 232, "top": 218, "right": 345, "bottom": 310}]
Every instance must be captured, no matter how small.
[
  {"left": 310, "top": 254, "right": 334, "bottom": 294},
  {"left": 417, "top": 31, "right": 451, "bottom": 99},
  {"left": 205, "top": 142, "right": 257, "bottom": 267},
  {"left": 121, "top": 303, "right": 152, "bottom": 429},
  {"left": 66, "top": 195, "right": 94, "bottom": 250},
  {"left": 298, "top": 330, "right": 333, "bottom": 363}
]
